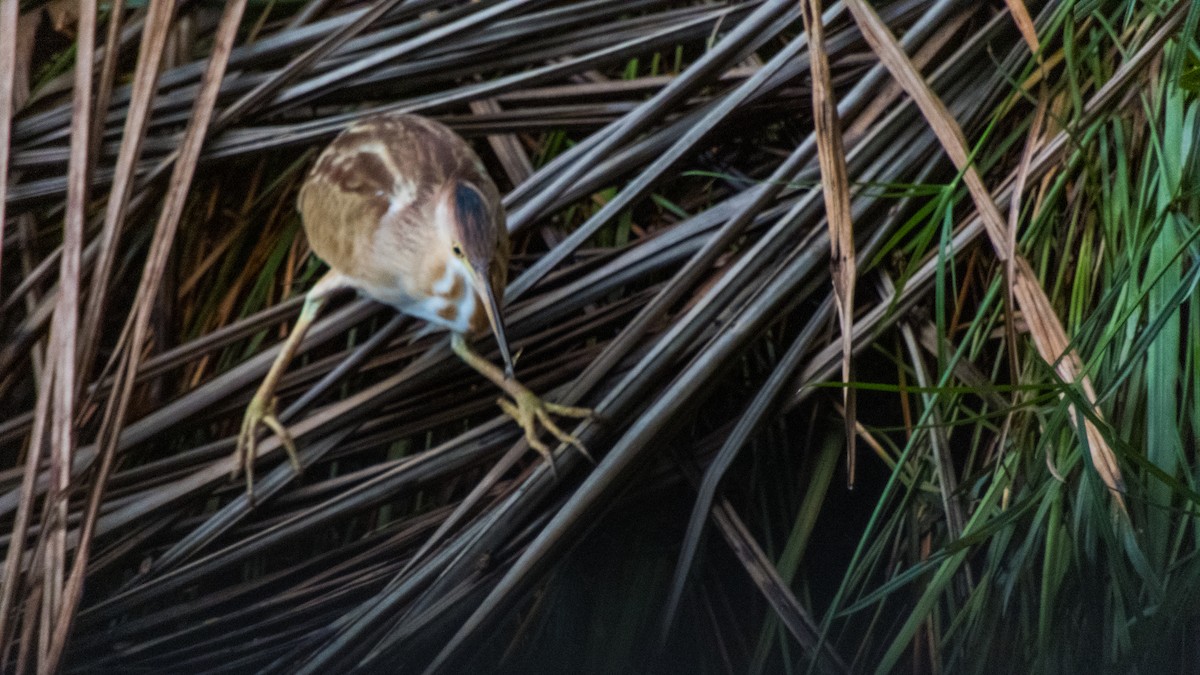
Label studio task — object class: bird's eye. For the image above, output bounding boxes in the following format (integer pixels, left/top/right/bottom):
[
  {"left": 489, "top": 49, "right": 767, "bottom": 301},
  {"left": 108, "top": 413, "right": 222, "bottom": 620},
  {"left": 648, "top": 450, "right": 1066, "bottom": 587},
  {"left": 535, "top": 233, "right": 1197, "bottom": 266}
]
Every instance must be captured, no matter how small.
[{"left": 452, "top": 245, "right": 463, "bottom": 257}]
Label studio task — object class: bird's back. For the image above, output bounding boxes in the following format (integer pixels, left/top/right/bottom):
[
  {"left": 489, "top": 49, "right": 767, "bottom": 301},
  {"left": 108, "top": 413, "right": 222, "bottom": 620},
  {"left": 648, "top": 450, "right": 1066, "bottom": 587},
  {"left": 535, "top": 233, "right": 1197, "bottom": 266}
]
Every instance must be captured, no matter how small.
[{"left": 297, "top": 113, "right": 504, "bottom": 313}]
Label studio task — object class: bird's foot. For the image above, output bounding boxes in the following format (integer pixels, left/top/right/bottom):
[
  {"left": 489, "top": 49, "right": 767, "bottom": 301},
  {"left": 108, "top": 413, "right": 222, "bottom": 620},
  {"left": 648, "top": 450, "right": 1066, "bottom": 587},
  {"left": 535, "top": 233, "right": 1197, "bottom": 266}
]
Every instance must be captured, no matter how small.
[
  {"left": 495, "top": 388, "right": 593, "bottom": 472},
  {"left": 234, "top": 394, "right": 302, "bottom": 501}
]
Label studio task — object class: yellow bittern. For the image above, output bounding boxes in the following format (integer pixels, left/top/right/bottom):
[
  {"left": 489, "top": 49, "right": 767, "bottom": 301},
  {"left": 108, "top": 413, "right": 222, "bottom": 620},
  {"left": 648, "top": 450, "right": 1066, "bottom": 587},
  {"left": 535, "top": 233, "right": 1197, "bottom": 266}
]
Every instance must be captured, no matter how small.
[{"left": 234, "top": 113, "right": 590, "bottom": 496}]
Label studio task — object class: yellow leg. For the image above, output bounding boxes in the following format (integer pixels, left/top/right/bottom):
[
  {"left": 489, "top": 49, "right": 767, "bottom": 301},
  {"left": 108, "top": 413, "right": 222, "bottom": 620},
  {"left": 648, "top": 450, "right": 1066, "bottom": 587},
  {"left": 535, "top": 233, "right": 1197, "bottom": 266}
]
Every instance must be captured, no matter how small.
[
  {"left": 235, "top": 271, "right": 345, "bottom": 500},
  {"left": 451, "top": 333, "right": 593, "bottom": 469}
]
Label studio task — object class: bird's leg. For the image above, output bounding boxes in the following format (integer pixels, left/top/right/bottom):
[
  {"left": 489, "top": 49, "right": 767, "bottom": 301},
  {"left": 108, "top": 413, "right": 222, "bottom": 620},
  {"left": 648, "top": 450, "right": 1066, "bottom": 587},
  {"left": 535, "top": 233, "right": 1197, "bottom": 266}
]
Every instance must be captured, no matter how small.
[
  {"left": 450, "top": 333, "right": 593, "bottom": 468},
  {"left": 235, "top": 271, "right": 345, "bottom": 499}
]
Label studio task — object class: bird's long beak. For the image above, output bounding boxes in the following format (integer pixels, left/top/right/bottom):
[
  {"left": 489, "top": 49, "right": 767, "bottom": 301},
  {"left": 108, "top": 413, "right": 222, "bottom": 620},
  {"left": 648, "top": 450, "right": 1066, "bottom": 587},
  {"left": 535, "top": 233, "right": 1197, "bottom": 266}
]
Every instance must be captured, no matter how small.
[{"left": 468, "top": 267, "right": 515, "bottom": 379}]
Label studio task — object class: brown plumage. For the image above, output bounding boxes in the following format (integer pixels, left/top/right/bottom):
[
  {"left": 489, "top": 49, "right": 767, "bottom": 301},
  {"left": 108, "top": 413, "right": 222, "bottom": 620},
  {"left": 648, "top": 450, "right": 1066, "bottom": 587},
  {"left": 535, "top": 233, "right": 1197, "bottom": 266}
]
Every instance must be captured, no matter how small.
[
  {"left": 233, "top": 113, "right": 590, "bottom": 501},
  {"left": 298, "top": 114, "right": 509, "bottom": 336}
]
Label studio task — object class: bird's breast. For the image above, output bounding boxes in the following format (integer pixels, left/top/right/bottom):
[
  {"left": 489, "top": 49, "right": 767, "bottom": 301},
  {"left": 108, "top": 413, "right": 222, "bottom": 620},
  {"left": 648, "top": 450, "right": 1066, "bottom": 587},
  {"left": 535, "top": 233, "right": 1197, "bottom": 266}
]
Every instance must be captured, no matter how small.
[{"left": 385, "top": 257, "right": 487, "bottom": 336}]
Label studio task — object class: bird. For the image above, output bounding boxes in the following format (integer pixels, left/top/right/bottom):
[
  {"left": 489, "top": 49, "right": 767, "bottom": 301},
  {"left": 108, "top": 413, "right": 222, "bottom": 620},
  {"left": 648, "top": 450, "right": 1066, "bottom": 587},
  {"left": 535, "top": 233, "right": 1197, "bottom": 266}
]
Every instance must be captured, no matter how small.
[{"left": 234, "top": 112, "right": 591, "bottom": 498}]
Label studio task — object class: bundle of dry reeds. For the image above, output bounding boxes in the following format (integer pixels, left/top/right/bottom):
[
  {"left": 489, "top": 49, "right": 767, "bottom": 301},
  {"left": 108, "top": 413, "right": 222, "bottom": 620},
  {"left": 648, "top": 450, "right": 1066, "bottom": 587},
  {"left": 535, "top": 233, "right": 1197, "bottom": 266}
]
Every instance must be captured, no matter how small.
[{"left": 1, "top": 0, "right": 1196, "bottom": 672}]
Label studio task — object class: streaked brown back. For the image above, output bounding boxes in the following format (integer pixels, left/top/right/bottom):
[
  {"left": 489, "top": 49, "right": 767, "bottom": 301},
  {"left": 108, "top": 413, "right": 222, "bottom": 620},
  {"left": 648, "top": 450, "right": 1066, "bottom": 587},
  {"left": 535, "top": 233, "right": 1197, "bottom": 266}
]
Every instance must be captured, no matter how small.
[{"left": 297, "top": 113, "right": 505, "bottom": 303}]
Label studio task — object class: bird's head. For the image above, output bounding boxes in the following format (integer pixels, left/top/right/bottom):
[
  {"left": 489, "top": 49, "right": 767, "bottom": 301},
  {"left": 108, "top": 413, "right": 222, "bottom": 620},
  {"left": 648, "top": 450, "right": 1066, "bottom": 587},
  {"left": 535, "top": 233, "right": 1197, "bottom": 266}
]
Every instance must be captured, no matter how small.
[{"left": 442, "top": 180, "right": 514, "bottom": 378}]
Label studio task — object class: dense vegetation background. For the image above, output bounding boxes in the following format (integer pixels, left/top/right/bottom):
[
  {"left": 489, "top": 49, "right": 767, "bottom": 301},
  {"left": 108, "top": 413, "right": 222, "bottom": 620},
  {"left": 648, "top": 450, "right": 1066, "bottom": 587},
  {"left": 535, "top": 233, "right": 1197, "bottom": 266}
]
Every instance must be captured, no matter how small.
[{"left": 1, "top": 0, "right": 1198, "bottom": 672}]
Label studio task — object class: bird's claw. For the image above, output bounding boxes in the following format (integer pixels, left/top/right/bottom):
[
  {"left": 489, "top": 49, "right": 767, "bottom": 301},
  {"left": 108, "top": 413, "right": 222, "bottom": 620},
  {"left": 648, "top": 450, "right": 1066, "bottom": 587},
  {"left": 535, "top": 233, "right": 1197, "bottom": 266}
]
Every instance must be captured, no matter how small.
[
  {"left": 234, "top": 394, "right": 302, "bottom": 501},
  {"left": 496, "top": 390, "right": 593, "bottom": 473}
]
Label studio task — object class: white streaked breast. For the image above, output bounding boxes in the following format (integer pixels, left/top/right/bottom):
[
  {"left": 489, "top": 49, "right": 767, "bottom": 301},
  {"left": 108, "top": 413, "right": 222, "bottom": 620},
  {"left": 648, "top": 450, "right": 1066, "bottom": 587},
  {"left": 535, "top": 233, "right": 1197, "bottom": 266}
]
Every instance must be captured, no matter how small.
[{"left": 357, "top": 257, "right": 476, "bottom": 334}]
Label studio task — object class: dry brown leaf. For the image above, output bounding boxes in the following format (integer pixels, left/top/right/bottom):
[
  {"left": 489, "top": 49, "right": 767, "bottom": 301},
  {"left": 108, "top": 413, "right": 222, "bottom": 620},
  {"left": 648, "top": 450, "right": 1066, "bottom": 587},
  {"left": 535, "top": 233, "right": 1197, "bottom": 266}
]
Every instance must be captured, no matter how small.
[
  {"left": 86, "top": 0, "right": 128, "bottom": 242},
  {"left": 996, "top": 91, "right": 1051, "bottom": 484},
  {"left": 470, "top": 98, "right": 534, "bottom": 186},
  {"left": 78, "top": 0, "right": 175, "bottom": 386},
  {"left": 844, "top": 0, "right": 1125, "bottom": 507},
  {"left": 27, "top": 0, "right": 99, "bottom": 668},
  {"left": 0, "top": 0, "right": 16, "bottom": 286},
  {"left": 12, "top": 12, "right": 39, "bottom": 107},
  {"left": 46, "top": 2, "right": 250, "bottom": 670},
  {"left": 1004, "top": 0, "right": 1040, "bottom": 53},
  {"left": 844, "top": 8, "right": 972, "bottom": 146},
  {"left": 801, "top": 0, "right": 857, "bottom": 485}
]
